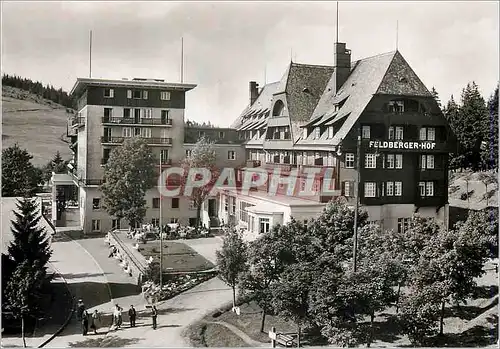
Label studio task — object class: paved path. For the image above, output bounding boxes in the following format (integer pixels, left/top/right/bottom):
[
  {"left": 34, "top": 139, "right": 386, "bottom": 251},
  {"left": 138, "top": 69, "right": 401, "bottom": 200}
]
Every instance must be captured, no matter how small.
[{"left": 44, "top": 236, "right": 233, "bottom": 347}]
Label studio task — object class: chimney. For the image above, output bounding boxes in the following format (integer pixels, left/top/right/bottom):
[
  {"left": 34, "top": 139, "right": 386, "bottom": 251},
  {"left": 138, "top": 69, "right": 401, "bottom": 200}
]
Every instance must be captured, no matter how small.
[
  {"left": 333, "top": 43, "right": 351, "bottom": 94},
  {"left": 249, "top": 81, "right": 259, "bottom": 105}
]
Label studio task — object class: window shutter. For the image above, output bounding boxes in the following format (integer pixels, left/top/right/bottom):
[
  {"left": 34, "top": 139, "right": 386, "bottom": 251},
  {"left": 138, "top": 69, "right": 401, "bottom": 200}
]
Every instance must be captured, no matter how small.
[
  {"left": 127, "top": 90, "right": 132, "bottom": 99},
  {"left": 341, "top": 181, "right": 346, "bottom": 196},
  {"left": 110, "top": 89, "right": 114, "bottom": 98},
  {"left": 143, "top": 90, "right": 148, "bottom": 99}
]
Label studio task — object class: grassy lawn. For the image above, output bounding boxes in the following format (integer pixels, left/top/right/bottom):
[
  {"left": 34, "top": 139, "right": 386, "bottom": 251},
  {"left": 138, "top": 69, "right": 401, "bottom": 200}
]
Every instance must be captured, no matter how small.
[
  {"left": 204, "top": 323, "right": 248, "bottom": 347},
  {"left": 138, "top": 241, "right": 214, "bottom": 273}
]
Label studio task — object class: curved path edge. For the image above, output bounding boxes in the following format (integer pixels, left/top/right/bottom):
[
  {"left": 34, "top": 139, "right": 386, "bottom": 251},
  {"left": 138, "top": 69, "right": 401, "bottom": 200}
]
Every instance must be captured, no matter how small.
[
  {"left": 38, "top": 262, "right": 75, "bottom": 348},
  {"left": 207, "top": 320, "right": 268, "bottom": 347}
]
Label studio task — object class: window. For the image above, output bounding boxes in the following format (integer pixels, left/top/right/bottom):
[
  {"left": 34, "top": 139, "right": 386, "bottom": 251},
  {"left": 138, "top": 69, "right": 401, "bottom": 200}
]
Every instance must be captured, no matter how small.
[
  {"left": 152, "top": 198, "right": 160, "bottom": 209},
  {"left": 343, "top": 181, "right": 353, "bottom": 197},
  {"left": 124, "top": 108, "right": 131, "bottom": 118},
  {"left": 111, "top": 219, "right": 121, "bottom": 230},
  {"left": 386, "top": 182, "right": 394, "bottom": 196},
  {"left": 133, "top": 90, "right": 142, "bottom": 99},
  {"left": 127, "top": 90, "right": 132, "bottom": 99},
  {"left": 170, "top": 218, "right": 179, "bottom": 224},
  {"left": 388, "top": 126, "right": 394, "bottom": 140},
  {"left": 224, "top": 196, "right": 228, "bottom": 211},
  {"left": 389, "top": 100, "right": 404, "bottom": 113},
  {"left": 91, "top": 219, "right": 100, "bottom": 232},
  {"left": 328, "top": 126, "right": 334, "bottom": 139},
  {"left": 362, "top": 126, "right": 371, "bottom": 139},
  {"left": 421, "top": 154, "right": 435, "bottom": 170},
  {"left": 186, "top": 149, "right": 192, "bottom": 157},
  {"left": 428, "top": 127, "right": 436, "bottom": 141},
  {"left": 259, "top": 217, "right": 270, "bottom": 234},
  {"left": 141, "top": 128, "right": 152, "bottom": 138},
  {"left": 104, "top": 108, "right": 112, "bottom": 118},
  {"left": 386, "top": 154, "right": 395, "bottom": 169},
  {"left": 104, "top": 88, "right": 114, "bottom": 98},
  {"left": 198, "top": 131, "right": 205, "bottom": 138},
  {"left": 151, "top": 218, "right": 159, "bottom": 227},
  {"left": 171, "top": 198, "right": 179, "bottom": 209},
  {"left": 364, "top": 182, "right": 376, "bottom": 198},
  {"left": 160, "top": 149, "right": 169, "bottom": 163},
  {"left": 219, "top": 131, "right": 225, "bottom": 138},
  {"left": 397, "top": 218, "right": 410, "bottom": 233},
  {"left": 394, "top": 181, "right": 402, "bottom": 196},
  {"left": 134, "top": 108, "right": 141, "bottom": 119},
  {"left": 142, "top": 108, "right": 152, "bottom": 118},
  {"left": 420, "top": 127, "right": 436, "bottom": 141},
  {"left": 395, "top": 154, "right": 403, "bottom": 169},
  {"left": 123, "top": 127, "right": 132, "bottom": 137},
  {"left": 92, "top": 198, "right": 101, "bottom": 210},
  {"left": 160, "top": 91, "right": 171, "bottom": 100},
  {"left": 228, "top": 151, "right": 236, "bottom": 160},
  {"left": 365, "top": 153, "right": 376, "bottom": 169},
  {"left": 143, "top": 90, "right": 148, "bottom": 100},
  {"left": 395, "top": 126, "right": 404, "bottom": 140},
  {"left": 315, "top": 127, "right": 321, "bottom": 139},
  {"left": 345, "top": 153, "right": 355, "bottom": 168},
  {"left": 134, "top": 127, "right": 141, "bottom": 137},
  {"left": 231, "top": 197, "right": 236, "bottom": 214},
  {"left": 419, "top": 181, "right": 434, "bottom": 197},
  {"left": 426, "top": 182, "right": 434, "bottom": 196}
]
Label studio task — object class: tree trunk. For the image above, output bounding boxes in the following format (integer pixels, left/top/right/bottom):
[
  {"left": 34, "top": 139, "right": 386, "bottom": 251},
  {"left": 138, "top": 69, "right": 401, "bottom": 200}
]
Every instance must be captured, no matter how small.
[
  {"left": 485, "top": 183, "right": 489, "bottom": 206},
  {"left": 368, "top": 311, "right": 375, "bottom": 347},
  {"left": 297, "top": 323, "right": 301, "bottom": 348},
  {"left": 196, "top": 204, "right": 202, "bottom": 228},
  {"left": 260, "top": 310, "right": 266, "bottom": 333},
  {"left": 21, "top": 315, "right": 26, "bottom": 348},
  {"left": 439, "top": 300, "right": 446, "bottom": 335},
  {"left": 232, "top": 285, "right": 236, "bottom": 308},
  {"left": 395, "top": 283, "right": 402, "bottom": 314}
]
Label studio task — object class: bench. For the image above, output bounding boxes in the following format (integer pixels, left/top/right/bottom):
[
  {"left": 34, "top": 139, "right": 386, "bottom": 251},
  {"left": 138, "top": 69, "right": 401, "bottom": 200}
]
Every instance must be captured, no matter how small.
[{"left": 276, "top": 333, "right": 296, "bottom": 347}]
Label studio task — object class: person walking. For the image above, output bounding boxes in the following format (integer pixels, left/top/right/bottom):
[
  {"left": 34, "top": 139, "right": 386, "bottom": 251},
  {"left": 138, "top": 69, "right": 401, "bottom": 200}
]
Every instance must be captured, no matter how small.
[
  {"left": 89, "top": 309, "right": 101, "bottom": 334},
  {"left": 82, "top": 310, "right": 89, "bottom": 336},
  {"left": 113, "top": 304, "right": 123, "bottom": 329},
  {"left": 151, "top": 305, "right": 158, "bottom": 330},
  {"left": 128, "top": 305, "right": 137, "bottom": 327},
  {"left": 76, "top": 299, "right": 85, "bottom": 321}
]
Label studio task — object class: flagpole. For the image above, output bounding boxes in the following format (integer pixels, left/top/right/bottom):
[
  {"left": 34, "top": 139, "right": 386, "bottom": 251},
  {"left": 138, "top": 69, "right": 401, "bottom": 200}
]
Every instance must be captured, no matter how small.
[{"left": 159, "top": 154, "right": 163, "bottom": 288}]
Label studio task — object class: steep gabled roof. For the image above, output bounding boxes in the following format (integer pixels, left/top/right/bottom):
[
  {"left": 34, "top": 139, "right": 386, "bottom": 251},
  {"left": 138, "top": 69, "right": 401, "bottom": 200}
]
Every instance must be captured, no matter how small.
[
  {"left": 231, "top": 81, "right": 279, "bottom": 129},
  {"left": 285, "top": 63, "right": 335, "bottom": 123}
]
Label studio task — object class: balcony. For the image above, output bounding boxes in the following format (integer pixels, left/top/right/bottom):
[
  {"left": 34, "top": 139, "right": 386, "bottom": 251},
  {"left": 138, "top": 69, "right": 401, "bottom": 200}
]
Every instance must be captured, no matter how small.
[
  {"left": 71, "top": 117, "right": 85, "bottom": 128},
  {"left": 245, "top": 160, "right": 261, "bottom": 168},
  {"left": 101, "top": 137, "right": 173, "bottom": 146},
  {"left": 68, "top": 169, "right": 104, "bottom": 186},
  {"left": 102, "top": 117, "right": 173, "bottom": 126}
]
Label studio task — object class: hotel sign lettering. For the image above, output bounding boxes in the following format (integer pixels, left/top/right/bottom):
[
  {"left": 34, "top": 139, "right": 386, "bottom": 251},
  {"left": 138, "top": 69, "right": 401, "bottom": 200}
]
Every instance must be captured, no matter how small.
[{"left": 368, "top": 140, "right": 436, "bottom": 150}]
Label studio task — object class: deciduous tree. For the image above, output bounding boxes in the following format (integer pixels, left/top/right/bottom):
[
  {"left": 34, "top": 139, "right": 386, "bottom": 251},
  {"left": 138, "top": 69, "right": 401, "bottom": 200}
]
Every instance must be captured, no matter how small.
[
  {"left": 216, "top": 227, "right": 248, "bottom": 307},
  {"left": 101, "top": 138, "right": 157, "bottom": 229},
  {"left": 181, "top": 137, "right": 219, "bottom": 228},
  {"left": 2, "top": 144, "right": 44, "bottom": 197}
]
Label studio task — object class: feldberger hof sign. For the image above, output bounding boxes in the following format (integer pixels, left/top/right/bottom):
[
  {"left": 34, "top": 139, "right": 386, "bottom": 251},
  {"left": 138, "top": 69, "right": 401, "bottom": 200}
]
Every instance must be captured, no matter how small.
[{"left": 369, "top": 140, "right": 437, "bottom": 150}]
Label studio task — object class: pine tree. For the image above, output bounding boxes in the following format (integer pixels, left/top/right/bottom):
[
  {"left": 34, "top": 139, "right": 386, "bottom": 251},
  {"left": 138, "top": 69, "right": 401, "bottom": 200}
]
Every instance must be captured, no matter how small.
[
  {"left": 7, "top": 197, "right": 52, "bottom": 274},
  {"left": 481, "top": 85, "right": 499, "bottom": 170},
  {"left": 444, "top": 95, "right": 463, "bottom": 170},
  {"left": 456, "top": 82, "right": 488, "bottom": 171},
  {"left": 431, "top": 87, "right": 442, "bottom": 110}
]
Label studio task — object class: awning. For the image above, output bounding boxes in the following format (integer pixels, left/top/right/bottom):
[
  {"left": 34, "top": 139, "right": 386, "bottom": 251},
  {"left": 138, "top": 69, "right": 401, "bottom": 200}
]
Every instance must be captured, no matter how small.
[
  {"left": 239, "top": 121, "right": 257, "bottom": 131},
  {"left": 246, "top": 202, "right": 285, "bottom": 214}
]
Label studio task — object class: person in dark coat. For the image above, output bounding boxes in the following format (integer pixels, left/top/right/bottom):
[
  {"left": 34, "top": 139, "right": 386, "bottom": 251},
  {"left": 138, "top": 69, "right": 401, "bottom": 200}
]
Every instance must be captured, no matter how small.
[
  {"left": 82, "top": 310, "right": 89, "bottom": 335},
  {"left": 151, "top": 305, "right": 157, "bottom": 329},
  {"left": 128, "top": 305, "right": 136, "bottom": 327},
  {"left": 76, "top": 299, "right": 85, "bottom": 321}
]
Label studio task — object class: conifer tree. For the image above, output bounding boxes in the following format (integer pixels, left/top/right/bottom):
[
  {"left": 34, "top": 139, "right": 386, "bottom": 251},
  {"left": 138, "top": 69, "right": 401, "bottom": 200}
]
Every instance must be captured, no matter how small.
[
  {"left": 431, "top": 86, "right": 442, "bottom": 110},
  {"left": 481, "top": 85, "right": 499, "bottom": 170},
  {"left": 7, "top": 197, "right": 52, "bottom": 275}
]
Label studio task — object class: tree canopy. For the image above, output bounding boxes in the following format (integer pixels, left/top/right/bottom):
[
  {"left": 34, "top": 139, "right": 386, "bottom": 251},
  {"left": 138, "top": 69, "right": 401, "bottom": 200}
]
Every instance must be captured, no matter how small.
[{"left": 2, "top": 144, "right": 44, "bottom": 197}]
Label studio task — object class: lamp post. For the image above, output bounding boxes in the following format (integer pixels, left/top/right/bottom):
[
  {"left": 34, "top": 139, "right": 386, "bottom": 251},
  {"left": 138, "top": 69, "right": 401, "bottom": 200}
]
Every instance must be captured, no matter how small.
[
  {"left": 159, "top": 155, "right": 164, "bottom": 288},
  {"left": 353, "top": 127, "right": 362, "bottom": 273}
]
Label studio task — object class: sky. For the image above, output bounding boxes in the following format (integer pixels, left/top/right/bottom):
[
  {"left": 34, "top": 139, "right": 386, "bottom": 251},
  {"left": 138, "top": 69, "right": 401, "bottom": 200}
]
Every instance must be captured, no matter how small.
[{"left": 2, "top": 1, "right": 498, "bottom": 126}]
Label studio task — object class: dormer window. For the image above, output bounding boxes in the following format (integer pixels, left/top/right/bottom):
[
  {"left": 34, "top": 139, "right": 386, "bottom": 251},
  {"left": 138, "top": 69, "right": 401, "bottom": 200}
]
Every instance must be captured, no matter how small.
[
  {"left": 303, "top": 128, "right": 308, "bottom": 139},
  {"left": 327, "top": 126, "right": 334, "bottom": 139},
  {"left": 272, "top": 100, "right": 286, "bottom": 117},
  {"left": 362, "top": 126, "right": 371, "bottom": 139},
  {"left": 315, "top": 127, "right": 321, "bottom": 139},
  {"left": 389, "top": 100, "right": 404, "bottom": 113}
]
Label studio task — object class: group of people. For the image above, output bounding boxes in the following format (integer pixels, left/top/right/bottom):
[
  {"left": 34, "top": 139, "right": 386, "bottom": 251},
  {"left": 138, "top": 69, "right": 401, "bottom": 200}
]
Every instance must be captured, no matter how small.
[
  {"left": 77, "top": 299, "right": 159, "bottom": 335},
  {"left": 76, "top": 299, "right": 101, "bottom": 335}
]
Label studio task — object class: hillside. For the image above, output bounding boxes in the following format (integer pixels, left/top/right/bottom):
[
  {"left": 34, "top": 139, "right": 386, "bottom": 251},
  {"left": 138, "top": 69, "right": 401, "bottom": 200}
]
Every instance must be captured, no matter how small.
[
  {"left": 2, "top": 86, "right": 72, "bottom": 167},
  {"left": 449, "top": 171, "right": 498, "bottom": 210}
]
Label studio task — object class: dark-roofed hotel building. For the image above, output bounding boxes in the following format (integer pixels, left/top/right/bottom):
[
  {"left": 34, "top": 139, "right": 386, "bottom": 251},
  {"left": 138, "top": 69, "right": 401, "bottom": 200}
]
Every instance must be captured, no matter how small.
[{"left": 214, "top": 42, "right": 456, "bottom": 240}]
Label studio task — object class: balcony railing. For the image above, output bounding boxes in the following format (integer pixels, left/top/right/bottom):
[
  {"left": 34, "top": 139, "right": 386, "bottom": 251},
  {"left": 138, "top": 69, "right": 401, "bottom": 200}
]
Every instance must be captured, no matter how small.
[
  {"left": 159, "top": 159, "right": 172, "bottom": 166},
  {"left": 102, "top": 117, "right": 173, "bottom": 126},
  {"left": 71, "top": 117, "right": 85, "bottom": 127},
  {"left": 101, "top": 137, "right": 173, "bottom": 145}
]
